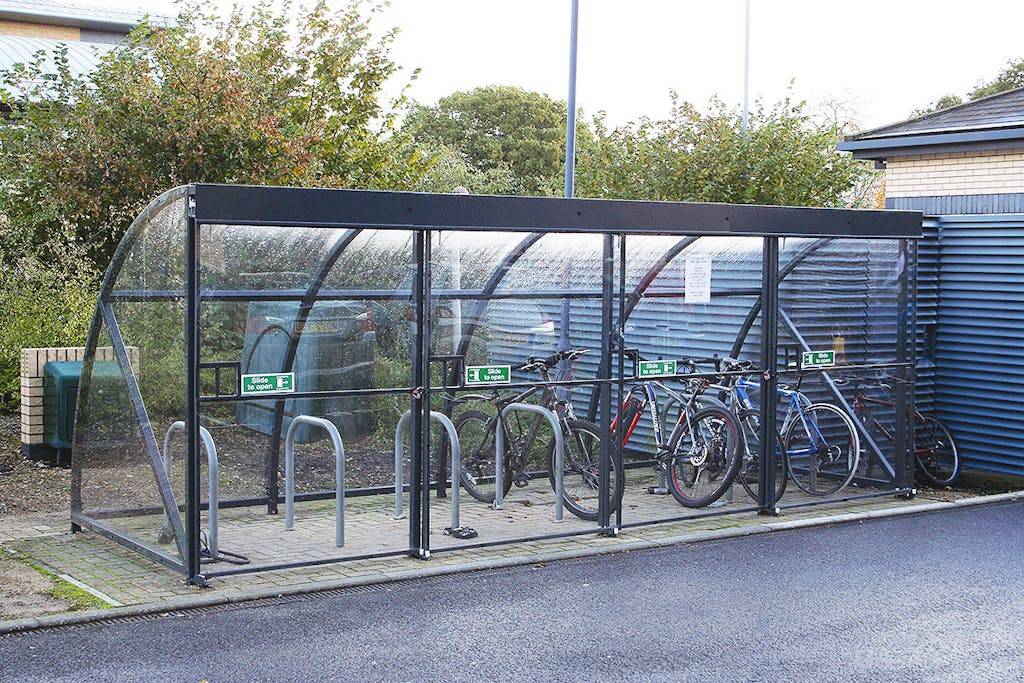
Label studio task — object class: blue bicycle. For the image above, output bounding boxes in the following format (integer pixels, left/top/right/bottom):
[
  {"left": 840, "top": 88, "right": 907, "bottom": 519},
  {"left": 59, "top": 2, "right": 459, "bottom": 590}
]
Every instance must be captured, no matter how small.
[{"left": 716, "top": 358, "right": 861, "bottom": 501}]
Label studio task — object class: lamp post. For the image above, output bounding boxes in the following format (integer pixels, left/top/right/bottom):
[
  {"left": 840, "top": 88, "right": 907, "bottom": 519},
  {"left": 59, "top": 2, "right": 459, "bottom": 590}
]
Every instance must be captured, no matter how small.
[
  {"left": 564, "top": 0, "right": 580, "bottom": 198},
  {"left": 742, "top": 0, "right": 751, "bottom": 132}
]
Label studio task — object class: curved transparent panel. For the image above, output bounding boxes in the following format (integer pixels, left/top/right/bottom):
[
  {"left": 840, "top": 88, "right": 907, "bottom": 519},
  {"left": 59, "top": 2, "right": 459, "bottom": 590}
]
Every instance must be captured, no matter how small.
[{"left": 73, "top": 189, "right": 189, "bottom": 566}]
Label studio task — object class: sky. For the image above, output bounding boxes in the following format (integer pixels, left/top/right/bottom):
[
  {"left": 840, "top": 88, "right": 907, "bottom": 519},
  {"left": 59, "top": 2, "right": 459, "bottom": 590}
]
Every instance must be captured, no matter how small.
[{"left": 112, "top": 0, "right": 1024, "bottom": 130}]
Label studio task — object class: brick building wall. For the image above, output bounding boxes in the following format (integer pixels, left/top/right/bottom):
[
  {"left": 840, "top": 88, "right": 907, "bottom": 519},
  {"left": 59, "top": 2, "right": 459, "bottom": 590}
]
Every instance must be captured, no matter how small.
[
  {"left": 886, "top": 148, "right": 1024, "bottom": 198},
  {"left": 0, "top": 17, "right": 77, "bottom": 39}
]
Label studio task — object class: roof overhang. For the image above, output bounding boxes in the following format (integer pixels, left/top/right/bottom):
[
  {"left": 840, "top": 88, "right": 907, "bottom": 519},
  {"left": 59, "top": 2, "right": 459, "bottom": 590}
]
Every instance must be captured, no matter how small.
[
  {"left": 837, "top": 126, "right": 1024, "bottom": 160},
  {"left": 0, "top": 6, "right": 169, "bottom": 33},
  {"left": 191, "top": 184, "right": 923, "bottom": 239}
]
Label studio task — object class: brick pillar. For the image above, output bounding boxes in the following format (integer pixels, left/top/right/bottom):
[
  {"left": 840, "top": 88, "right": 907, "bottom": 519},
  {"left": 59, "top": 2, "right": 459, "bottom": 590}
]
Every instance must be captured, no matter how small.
[{"left": 19, "top": 346, "right": 139, "bottom": 463}]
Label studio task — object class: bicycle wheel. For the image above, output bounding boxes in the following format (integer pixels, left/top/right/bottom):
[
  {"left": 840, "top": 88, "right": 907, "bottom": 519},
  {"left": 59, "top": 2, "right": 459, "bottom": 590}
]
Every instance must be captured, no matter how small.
[
  {"left": 666, "top": 407, "right": 742, "bottom": 508},
  {"left": 735, "top": 409, "right": 788, "bottom": 505},
  {"left": 784, "top": 403, "right": 860, "bottom": 497},
  {"left": 546, "top": 418, "right": 624, "bottom": 522},
  {"left": 914, "top": 415, "right": 960, "bottom": 487},
  {"left": 455, "top": 410, "right": 513, "bottom": 504}
]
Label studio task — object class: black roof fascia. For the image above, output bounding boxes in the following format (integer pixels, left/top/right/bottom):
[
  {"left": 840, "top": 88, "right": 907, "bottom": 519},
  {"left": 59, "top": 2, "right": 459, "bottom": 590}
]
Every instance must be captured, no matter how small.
[
  {"left": 191, "top": 184, "right": 922, "bottom": 239},
  {"left": 837, "top": 127, "right": 1024, "bottom": 160}
]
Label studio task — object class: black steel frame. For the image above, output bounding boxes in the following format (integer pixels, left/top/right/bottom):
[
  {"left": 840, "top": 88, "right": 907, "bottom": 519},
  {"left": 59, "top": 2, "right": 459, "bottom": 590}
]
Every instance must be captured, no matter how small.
[{"left": 68, "top": 184, "right": 922, "bottom": 586}]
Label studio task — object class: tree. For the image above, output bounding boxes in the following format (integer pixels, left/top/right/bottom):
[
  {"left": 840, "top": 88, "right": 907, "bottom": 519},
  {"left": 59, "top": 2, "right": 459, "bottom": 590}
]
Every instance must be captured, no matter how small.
[
  {"left": 403, "top": 85, "right": 589, "bottom": 196},
  {"left": 0, "top": 0, "right": 428, "bottom": 271},
  {"left": 913, "top": 57, "right": 1024, "bottom": 116},
  {"left": 576, "top": 95, "right": 874, "bottom": 208}
]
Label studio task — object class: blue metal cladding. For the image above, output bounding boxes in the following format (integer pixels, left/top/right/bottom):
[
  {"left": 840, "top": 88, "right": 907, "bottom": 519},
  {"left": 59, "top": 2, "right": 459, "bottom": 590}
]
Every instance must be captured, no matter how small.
[{"left": 932, "top": 214, "right": 1024, "bottom": 476}]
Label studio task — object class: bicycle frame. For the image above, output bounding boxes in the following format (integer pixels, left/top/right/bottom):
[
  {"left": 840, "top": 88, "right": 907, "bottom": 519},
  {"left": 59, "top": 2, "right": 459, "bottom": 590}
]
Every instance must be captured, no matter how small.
[
  {"left": 463, "top": 366, "right": 578, "bottom": 479},
  {"left": 731, "top": 377, "right": 828, "bottom": 460},
  {"left": 613, "top": 380, "right": 704, "bottom": 460},
  {"left": 853, "top": 390, "right": 929, "bottom": 456}
]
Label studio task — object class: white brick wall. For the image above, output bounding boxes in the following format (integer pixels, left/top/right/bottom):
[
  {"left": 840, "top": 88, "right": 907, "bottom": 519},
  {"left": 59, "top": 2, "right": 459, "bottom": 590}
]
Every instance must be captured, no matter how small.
[
  {"left": 20, "top": 347, "right": 139, "bottom": 447},
  {"left": 886, "top": 148, "right": 1024, "bottom": 197}
]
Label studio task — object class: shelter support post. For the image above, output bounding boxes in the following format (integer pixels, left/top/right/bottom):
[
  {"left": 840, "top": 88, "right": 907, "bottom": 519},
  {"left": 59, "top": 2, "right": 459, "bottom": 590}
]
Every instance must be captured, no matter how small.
[
  {"left": 757, "top": 237, "right": 780, "bottom": 514},
  {"left": 185, "top": 203, "right": 204, "bottom": 585},
  {"left": 598, "top": 234, "right": 615, "bottom": 529},
  {"left": 895, "top": 238, "right": 914, "bottom": 491},
  {"left": 409, "top": 230, "right": 427, "bottom": 558}
]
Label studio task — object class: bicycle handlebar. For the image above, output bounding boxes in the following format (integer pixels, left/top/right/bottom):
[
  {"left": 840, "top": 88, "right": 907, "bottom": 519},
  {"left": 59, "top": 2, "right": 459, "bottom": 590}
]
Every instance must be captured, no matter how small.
[{"left": 513, "top": 348, "right": 589, "bottom": 373}]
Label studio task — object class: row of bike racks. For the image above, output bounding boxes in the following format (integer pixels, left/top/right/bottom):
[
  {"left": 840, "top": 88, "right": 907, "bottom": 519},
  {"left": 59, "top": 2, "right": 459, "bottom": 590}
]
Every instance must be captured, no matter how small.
[
  {"left": 393, "top": 403, "right": 566, "bottom": 530},
  {"left": 162, "top": 403, "right": 568, "bottom": 564}
]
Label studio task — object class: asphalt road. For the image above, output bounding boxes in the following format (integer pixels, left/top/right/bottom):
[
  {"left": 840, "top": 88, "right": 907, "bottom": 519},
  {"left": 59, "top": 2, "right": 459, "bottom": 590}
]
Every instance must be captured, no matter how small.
[{"left": 3, "top": 502, "right": 1023, "bottom": 682}]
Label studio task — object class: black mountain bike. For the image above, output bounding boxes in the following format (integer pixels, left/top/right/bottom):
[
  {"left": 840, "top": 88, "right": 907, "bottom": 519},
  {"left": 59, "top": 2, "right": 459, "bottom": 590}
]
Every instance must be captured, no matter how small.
[
  {"left": 454, "top": 349, "right": 624, "bottom": 521},
  {"left": 614, "top": 353, "right": 743, "bottom": 508}
]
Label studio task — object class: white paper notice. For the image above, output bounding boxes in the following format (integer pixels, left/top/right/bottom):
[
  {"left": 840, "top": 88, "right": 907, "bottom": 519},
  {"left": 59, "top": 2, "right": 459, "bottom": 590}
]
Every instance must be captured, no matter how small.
[{"left": 685, "top": 255, "right": 712, "bottom": 304}]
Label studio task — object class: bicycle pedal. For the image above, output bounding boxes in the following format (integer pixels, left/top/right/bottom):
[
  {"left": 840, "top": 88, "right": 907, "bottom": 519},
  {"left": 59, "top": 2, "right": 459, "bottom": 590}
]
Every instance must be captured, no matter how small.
[{"left": 444, "top": 526, "right": 479, "bottom": 540}]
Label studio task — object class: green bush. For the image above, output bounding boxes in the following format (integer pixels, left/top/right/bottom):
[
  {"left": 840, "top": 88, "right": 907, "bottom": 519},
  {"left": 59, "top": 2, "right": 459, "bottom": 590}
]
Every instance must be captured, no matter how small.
[{"left": 0, "top": 259, "right": 97, "bottom": 408}]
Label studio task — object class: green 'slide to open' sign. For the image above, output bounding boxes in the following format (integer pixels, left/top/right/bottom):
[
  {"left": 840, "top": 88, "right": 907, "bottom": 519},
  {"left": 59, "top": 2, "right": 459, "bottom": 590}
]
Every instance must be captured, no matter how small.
[
  {"left": 637, "top": 359, "right": 677, "bottom": 378},
  {"left": 801, "top": 350, "right": 836, "bottom": 369},
  {"left": 464, "top": 365, "right": 511, "bottom": 385},
  {"left": 241, "top": 372, "right": 295, "bottom": 394}
]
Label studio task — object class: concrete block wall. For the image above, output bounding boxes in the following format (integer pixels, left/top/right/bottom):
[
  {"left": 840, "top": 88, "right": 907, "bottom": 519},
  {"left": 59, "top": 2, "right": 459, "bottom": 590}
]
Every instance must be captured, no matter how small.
[
  {"left": 886, "top": 148, "right": 1024, "bottom": 198},
  {"left": 20, "top": 347, "right": 139, "bottom": 451}
]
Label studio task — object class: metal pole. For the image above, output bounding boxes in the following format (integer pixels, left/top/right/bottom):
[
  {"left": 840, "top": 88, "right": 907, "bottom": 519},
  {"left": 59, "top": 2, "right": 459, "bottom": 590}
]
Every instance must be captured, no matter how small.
[
  {"left": 598, "top": 233, "right": 614, "bottom": 529},
  {"left": 757, "top": 237, "right": 779, "bottom": 514},
  {"left": 615, "top": 233, "right": 626, "bottom": 530},
  {"left": 742, "top": 0, "right": 751, "bottom": 133},
  {"left": 185, "top": 194, "right": 203, "bottom": 584},
  {"left": 564, "top": 0, "right": 580, "bottom": 199},
  {"left": 420, "top": 229, "right": 433, "bottom": 557},
  {"left": 895, "top": 239, "right": 912, "bottom": 490},
  {"left": 409, "top": 231, "right": 424, "bottom": 557}
]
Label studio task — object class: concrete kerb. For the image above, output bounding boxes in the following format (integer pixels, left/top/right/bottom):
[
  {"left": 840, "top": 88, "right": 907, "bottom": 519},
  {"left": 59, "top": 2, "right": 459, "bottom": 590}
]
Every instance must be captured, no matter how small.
[{"left": 3, "top": 489, "right": 1022, "bottom": 636}]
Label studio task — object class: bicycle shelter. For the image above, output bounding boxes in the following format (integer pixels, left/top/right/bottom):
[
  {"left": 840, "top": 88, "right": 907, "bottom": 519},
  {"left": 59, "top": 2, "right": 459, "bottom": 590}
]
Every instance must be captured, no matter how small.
[{"left": 69, "top": 184, "right": 922, "bottom": 586}]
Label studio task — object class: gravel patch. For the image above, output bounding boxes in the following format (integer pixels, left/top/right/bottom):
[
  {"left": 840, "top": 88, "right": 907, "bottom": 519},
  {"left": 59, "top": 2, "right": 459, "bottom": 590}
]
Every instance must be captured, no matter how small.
[{"left": 0, "top": 413, "right": 70, "bottom": 516}]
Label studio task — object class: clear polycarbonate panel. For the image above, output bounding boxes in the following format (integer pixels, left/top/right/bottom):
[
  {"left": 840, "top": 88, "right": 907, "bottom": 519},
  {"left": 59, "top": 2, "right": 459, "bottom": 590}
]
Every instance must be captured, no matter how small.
[
  {"left": 73, "top": 188, "right": 189, "bottom": 566},
  {"left": 614, "top": 235, "right": 764, "bottom": 526},
  {"left": 428, "top": 231, "right": 608, "bottom": 550},
  {"left": 195, "top": 227, "right": 418, "bottom": 570},
  {"left": 775, "top": 238, "right": 912, "bottom": 507}
]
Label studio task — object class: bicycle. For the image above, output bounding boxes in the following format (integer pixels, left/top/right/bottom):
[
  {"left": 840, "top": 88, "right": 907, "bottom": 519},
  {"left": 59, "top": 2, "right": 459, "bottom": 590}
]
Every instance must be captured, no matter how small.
[
  {"left": 613, "top": 353, "right": 742, "bottom": 508},
  {"left": 851, "top": 375, "right": 960, "bottom": 487},
  {"left": 453, "top": 349, "right": 624, "bottom": 521},
  {"left": 716, "top": 357, "right": 861, "bottom": 498}
]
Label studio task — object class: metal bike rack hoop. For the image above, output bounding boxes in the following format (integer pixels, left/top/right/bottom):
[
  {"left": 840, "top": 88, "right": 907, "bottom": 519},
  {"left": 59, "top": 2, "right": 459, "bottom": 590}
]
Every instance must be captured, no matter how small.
[
  {"left": 394, "top": 410, "right": 463, "bottom": 531},
  {"left": 495, "top": 403, "right": 564, "bottom": 523},
  {"left": 162, "top": 421, "right": 219, "bottom": 556},
  {"left": 284, "top": 416, "right": 346, "bottom": 548}
]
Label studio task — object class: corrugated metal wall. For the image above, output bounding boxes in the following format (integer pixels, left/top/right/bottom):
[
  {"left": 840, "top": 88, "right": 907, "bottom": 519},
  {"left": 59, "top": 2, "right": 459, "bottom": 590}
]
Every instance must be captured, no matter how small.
[
  {"left": 931, "top": 214, "right": 1024, "bottom": 476},
  {"left": 889, "top": 190, "right": 1024, "bottom": 478}
]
